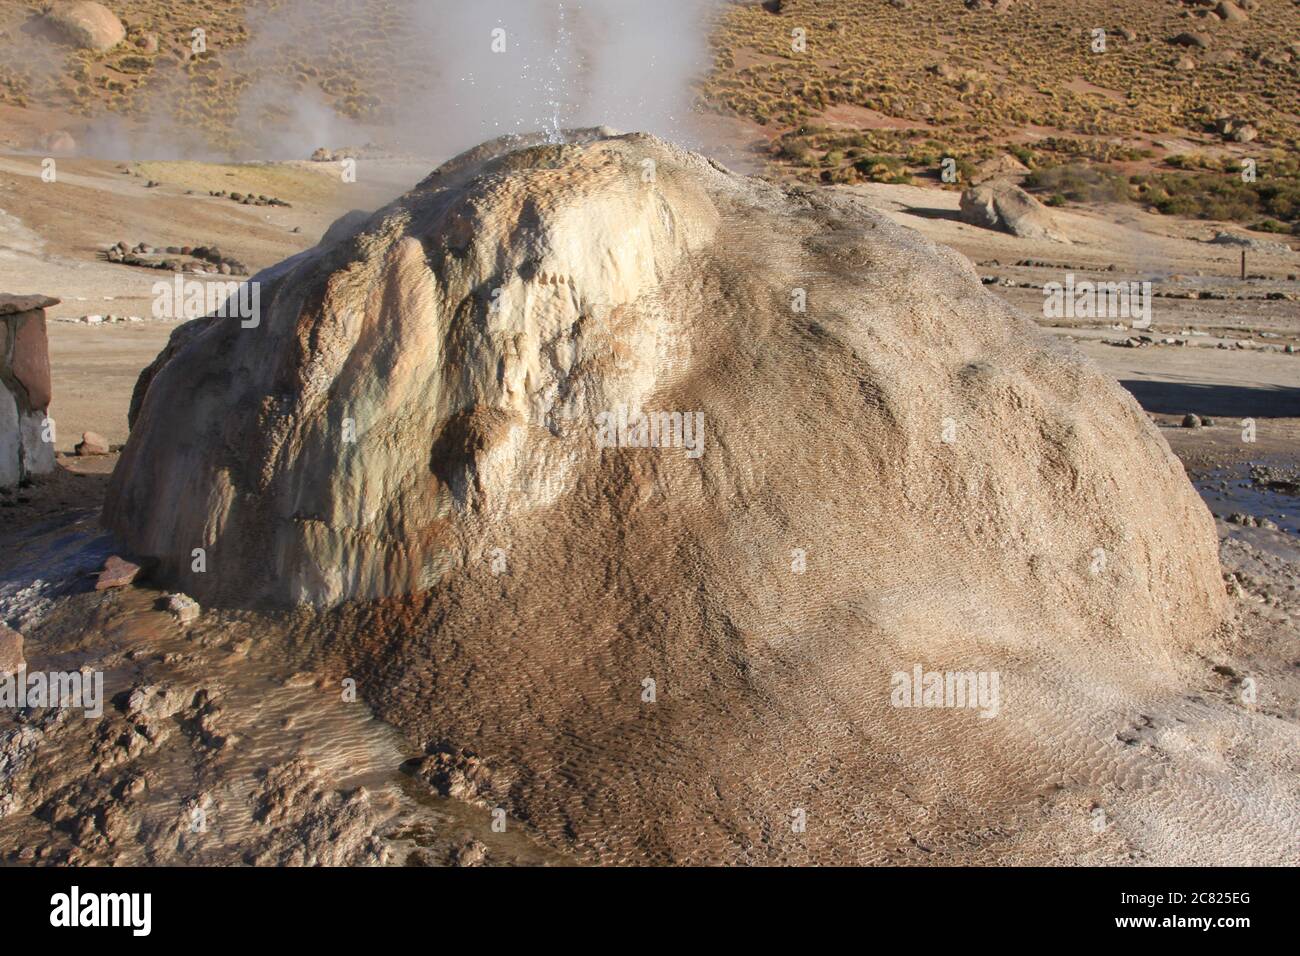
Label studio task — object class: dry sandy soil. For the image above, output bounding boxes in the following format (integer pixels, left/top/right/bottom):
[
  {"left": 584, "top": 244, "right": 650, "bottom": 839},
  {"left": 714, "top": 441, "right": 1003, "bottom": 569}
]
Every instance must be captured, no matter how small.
[{"left": 1, "top": 130, "right": 1297, "bottom": 864}]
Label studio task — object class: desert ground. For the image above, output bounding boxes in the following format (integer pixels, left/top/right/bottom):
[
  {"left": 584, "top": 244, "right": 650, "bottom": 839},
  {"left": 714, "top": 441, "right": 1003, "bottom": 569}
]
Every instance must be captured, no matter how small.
[{"left": 0, "top": 0, "right": 1297, "bottom": 867}]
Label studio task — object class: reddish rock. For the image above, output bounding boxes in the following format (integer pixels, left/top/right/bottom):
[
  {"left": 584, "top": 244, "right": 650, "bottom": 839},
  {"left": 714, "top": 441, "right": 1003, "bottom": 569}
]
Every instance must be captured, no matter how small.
[
  {"left": 0, "top": 294, "right": 60, "bottom": 316},
  {"left": 75, "top": 431, "right": 110, "bottom": 456},
  {"left": 0, "top": 623, "right": 24, "bottom": 674},
  {"left": 2, "top": 293, "right": 58, "bottom": 488},
  {"left": 96, "top": 555, "right": 141, "bottom": 590},
  {"left": 11, "top": 311, "right": 52, "bottom": 410}
]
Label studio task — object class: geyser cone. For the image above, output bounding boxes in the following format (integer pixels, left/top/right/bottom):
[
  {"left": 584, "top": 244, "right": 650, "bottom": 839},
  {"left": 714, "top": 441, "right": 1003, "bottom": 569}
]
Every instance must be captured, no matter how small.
[{"left": 106, "top": 130, "right": 1227, "bottom": 862}]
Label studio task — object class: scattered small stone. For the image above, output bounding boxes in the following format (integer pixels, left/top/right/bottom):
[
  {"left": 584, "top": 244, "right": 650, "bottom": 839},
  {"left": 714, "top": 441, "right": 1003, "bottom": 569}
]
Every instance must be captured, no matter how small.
[
  {"left": 451, "top": 838, "right": 488, "bottom": 867},
  {"left": 75, "top": 430, "right": 110, "bottom": 455},
  {"left": 165, "top": 593, "right": 200, "bottom": 625}
]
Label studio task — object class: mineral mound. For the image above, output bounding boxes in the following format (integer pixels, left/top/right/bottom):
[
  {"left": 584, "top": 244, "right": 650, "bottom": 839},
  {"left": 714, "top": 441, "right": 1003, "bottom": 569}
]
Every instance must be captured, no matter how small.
[{"left": 106, "top": 131, "right": 1227, "bottom": 862}]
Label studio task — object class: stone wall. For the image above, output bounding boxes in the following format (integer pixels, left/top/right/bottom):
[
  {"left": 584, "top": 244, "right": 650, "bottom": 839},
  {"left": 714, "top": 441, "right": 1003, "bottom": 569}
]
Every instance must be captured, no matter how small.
[{"left": 0, "top": 294, "right": 57, "bottom": 488}]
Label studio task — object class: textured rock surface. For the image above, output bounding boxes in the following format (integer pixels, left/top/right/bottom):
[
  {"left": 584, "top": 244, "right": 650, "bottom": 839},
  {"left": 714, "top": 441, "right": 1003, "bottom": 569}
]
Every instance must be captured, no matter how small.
[
  {"left": 108, "top": 131, "right": 1230, "bottom": 862},
  {"left": 43, "top": 2, "right": 125, "bottom": 52},
  {"left": 0, "top": 294, "right": 57, "bottom": 487},
  {"left": 959, "top": 179, "right": 1070, "bottom": 242},
  {"left": 0, "top": 623, "right": 23, "bottom": 675},
  {"left": 94, "top": 555, "right": 141, "bottom": 590}
]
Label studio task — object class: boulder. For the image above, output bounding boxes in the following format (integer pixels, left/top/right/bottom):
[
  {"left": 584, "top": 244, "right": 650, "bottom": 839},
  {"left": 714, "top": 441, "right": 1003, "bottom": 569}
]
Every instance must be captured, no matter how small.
[
  {"left": 0, "top": 293, "right": 57, "bottom": 487},
  {"left": 104, "top": 131, "right": 1227, "bottom": 862},
  {"left": 43, "top": 1, "right": 125, "bottom": 52},
  {"left": 959, "top": 179, "right": 1071, "bottom": 242}
]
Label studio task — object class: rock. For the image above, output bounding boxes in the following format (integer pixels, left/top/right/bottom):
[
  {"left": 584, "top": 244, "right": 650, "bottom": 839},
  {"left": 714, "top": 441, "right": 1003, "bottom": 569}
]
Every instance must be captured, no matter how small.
[
  {"left": 0, "top": 623, "right": 24, "bottom": 674},
  {"left": 451, "top": 839, "right": 488, "bottom": 867},
  {"left": 414, "top": 747, "right": 500, "bottom": 804},
  {"left": 75, "top": 431, "right": 109, "bottom": 456},
  {"left": 124, "top": 683, "right": 189, "bottom": 722},
  {"left": 135, "top": 32, "right": 159, "bottom": 53},
  {"left": 1216, "top": 1, "right": 1249, "bottom": 21},
  {"left": 165, "top": 593, "right": 200, "bottom": 624},
  {"left": 103, "top": 131, "right": 1229, "bottom": 860},
  {"left": 9, "top": 306, "right": 52, "bottom": 411},
  {"left": 1170, "top": 32, "right": 1211, "bottom": 49},
  {"left": 95, "top": 556, "right": 141, "bottom": 590},
  {"left": 43, "top": 1, "right": 125, "bottom": 52},
  {"left": 1181, "top": 414, "right": 1202, "bottom": 428},
  {"left": 959, "top": 179, "right": 1070, "bottom": 242},
  {"left": 0, "top": 294, "right": 57, "bottom": 487},
  {"left": 310, "top": 148, "right": 334, "bottom": 162}
]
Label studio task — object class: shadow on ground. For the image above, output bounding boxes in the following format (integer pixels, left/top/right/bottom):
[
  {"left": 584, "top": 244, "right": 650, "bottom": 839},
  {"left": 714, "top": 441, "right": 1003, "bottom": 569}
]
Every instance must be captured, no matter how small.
[{"left": 1120, "top": 380, "right": 1300, "bottom": 419}]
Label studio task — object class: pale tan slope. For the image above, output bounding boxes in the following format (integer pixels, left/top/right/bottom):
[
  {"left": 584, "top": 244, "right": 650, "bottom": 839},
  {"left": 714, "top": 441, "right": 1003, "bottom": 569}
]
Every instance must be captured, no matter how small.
[{"left": 104, "top": 131, "right": 1260, "bottom": 864}]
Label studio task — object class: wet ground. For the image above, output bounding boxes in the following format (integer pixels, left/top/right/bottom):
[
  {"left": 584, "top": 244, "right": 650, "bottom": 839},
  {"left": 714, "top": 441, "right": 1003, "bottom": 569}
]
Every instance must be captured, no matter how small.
[{"left": 0, "top": 464, "right": 567, "bottom": 866}]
